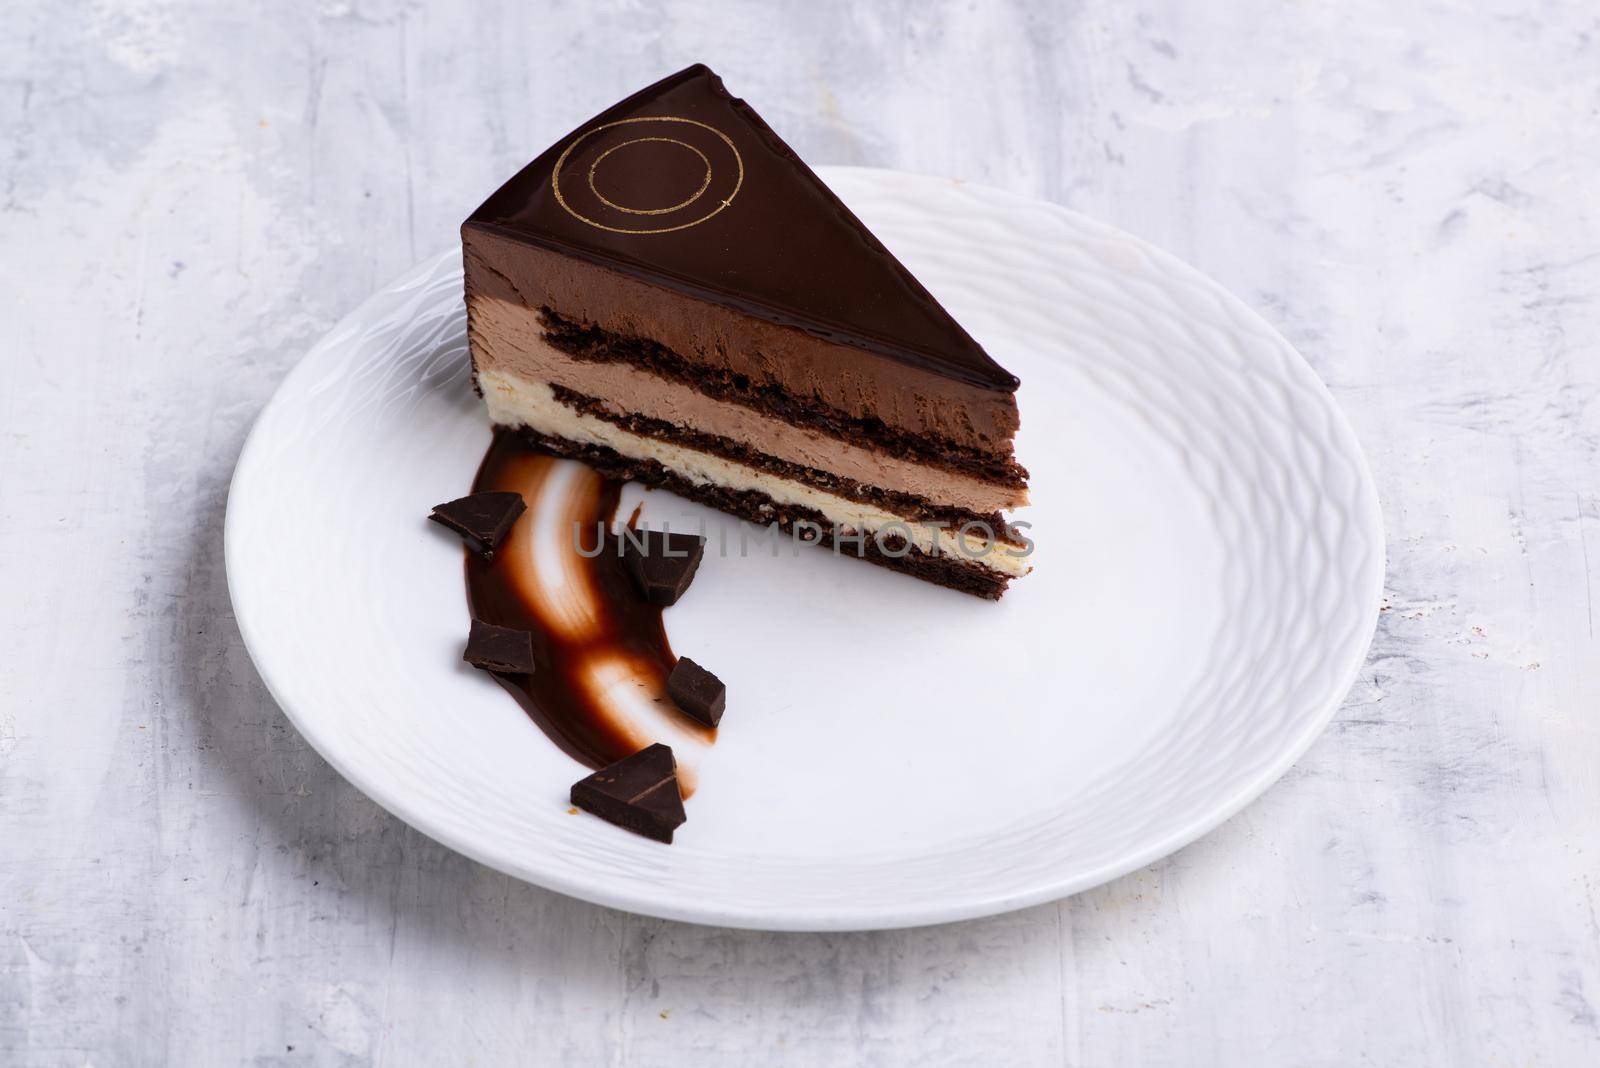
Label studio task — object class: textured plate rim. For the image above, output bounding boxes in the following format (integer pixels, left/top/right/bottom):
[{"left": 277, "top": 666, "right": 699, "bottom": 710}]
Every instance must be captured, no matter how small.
[{"left": 225, "top": 166, "right": 1384, "bottom": 931}]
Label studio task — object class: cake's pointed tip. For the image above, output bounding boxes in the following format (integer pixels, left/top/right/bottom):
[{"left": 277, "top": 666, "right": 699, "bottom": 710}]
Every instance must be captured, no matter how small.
[{"left": 647, "top": 62, "right": 718, "bottom": 93}]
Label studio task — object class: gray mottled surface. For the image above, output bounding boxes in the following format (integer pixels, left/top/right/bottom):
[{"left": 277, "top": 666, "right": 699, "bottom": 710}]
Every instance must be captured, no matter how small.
[{"left": 3, "top": 1, "right": 1599, "bottom": 1064}]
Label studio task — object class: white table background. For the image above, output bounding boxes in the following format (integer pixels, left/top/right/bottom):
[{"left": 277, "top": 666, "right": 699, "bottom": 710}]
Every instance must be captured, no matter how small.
[{"left": 4, "top": 1, "right": 1599, "bottom": 1064}]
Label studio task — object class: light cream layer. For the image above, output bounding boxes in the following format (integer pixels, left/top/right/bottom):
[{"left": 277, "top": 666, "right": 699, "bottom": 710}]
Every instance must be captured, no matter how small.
[
  {"left": 467, "top": 294, "right": 1027, "bottom": 515},
  {"left": 479, "top": 370, "right": 1032, "bottom": 579}
]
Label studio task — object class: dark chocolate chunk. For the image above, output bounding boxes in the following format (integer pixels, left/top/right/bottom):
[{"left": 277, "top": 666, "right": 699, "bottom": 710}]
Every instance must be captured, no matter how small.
[
  {"left": 667, "top": 657, "right": 725, "bottom": 728},
  {"left": 621, "top": 529, "right": 706, "bottom": 606},
  {"left": 463, "top": 619, "right": 537, "bottom": 674},
  {"left": 429, "top": 491, "right": 525, "bottom": 558},
  {"left": 569, "top": 743, "right": 686, "bottom": 844}
]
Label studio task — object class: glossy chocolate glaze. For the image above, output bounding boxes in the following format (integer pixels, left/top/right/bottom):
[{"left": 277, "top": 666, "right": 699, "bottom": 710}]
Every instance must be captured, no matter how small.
[
  {"left": 464, "top": 63, "right": 1019, "bottom": 393},
  {"left": 465, "top": 431, "right": 714, "bottom": 784}
]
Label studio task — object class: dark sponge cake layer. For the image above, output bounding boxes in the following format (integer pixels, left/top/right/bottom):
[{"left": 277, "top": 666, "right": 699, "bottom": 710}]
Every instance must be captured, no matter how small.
[
  {"left": 512, "top": 427, "right": 1014, "bottom": 600},
  {"left": 540, "top": 310, "right": 1029, "bottom": 489}
]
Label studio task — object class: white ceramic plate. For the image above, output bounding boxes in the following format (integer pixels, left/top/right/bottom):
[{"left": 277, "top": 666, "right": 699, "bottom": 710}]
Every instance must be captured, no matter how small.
[{"left": 226, "top": 167, "right": 1383, "bottom": 931}]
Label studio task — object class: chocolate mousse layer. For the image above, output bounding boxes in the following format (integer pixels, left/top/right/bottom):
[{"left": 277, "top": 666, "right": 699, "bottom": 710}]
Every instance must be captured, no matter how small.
[
  {"left": 548, "top": 383, "right": 1016, "bottom": 535},
  {"left": 463, "top": 232, "right": 1024, "bottom": 471},
  {"left": 538, "top": 308, "right": 1028, "bottom": 487},
  {"left": 465, "top": 289, "right": 1029, "bottom": 512}
]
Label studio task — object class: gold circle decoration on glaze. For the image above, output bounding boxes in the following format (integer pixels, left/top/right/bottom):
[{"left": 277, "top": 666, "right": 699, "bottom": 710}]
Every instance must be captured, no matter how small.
[
  {"left": 552, "top": 116, "right": 744, "bottom": 235},
  {"left": 586, "top": 138, "right": 712, "bottom": 215}
]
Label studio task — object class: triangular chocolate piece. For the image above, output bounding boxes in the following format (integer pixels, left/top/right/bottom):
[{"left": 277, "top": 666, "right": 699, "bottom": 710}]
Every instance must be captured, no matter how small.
[
  {"left": 569, "top": 743, "right": 686, "bottom": 844},
  {"left": 429, "top": 491, "right": 525, "bottom": 558},
  {"left": 464, "top": 63, "right": 1016, "bottom": 391}
]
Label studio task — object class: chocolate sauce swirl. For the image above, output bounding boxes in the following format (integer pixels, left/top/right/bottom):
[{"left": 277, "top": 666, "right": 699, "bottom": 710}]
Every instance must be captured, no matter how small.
[{"left": 465, "top": 431, "right": 713, "bottom": 791}]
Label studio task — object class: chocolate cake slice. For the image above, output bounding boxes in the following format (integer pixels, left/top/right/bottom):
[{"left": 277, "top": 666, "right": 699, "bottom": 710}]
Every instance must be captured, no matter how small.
[{"left": 462, "top": 64, "right": 1030, "bottom": 597}]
